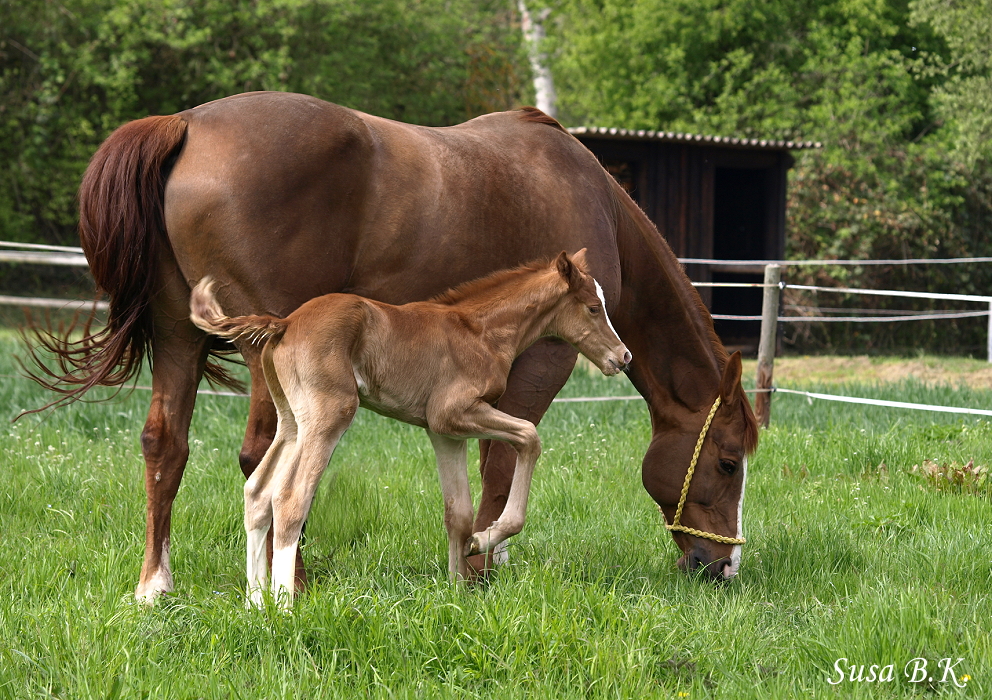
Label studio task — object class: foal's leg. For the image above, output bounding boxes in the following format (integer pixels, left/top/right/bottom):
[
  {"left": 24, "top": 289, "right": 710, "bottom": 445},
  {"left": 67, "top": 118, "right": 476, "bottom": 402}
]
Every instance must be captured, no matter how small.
[
  {"left": 243, "top": 405, "right": 297, "bottom": 607},
  {"left": 426, "top": 433, "right": 473, "bottom": 582},
  {"left": 269, "top": 391, "right": 358, "bottom": 607},
  {"left": 237, "top": 346, "right": 307, "bottom": 591},
  {"left": 470, "top": 339, "right": 576, "bottom": 572},
  {"left": 435, "top": 403, "right": 542, "bottom": 557},
  {"left": 243, "top": 343, "right": 303, "bottom": 606}
]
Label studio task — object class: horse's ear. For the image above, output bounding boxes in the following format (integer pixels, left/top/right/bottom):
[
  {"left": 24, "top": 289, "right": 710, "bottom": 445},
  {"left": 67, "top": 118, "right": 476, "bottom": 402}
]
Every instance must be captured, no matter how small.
[
  {"left": 555, "top": 251, "right": 582, "bottom": 289},
  {"left": 719, "top": 351, "right": 743, "bottom": 406}
]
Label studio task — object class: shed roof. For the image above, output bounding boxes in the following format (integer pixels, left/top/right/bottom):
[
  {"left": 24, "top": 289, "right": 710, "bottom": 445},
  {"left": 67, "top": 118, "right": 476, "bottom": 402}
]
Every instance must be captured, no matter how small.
[{"left": 567, "top": 125, "right": 821, "bottom": 151}]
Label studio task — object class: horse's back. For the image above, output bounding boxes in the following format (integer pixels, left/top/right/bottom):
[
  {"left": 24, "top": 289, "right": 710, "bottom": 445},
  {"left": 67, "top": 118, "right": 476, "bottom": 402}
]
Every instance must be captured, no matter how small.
[{"left": 163, "top": 92, "right": 620, "bottom": 319}]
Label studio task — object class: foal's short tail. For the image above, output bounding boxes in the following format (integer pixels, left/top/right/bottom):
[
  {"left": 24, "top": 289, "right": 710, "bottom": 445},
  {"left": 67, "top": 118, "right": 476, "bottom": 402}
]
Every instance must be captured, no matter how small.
[{"left": 189, "top": 278, "right": 289, "bottom": 347}]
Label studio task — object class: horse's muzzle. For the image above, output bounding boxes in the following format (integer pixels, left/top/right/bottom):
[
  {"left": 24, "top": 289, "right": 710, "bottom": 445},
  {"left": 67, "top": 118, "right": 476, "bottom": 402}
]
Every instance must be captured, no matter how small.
[{"left": 678, "top": 551, "right": 737, "bottom": 581}]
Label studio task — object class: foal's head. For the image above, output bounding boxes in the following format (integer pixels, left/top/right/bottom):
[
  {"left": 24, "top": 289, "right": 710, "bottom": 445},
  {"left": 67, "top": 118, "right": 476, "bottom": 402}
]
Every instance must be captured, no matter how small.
[{"left": 547, "top": 250, "right": 632, "bottom": 376}]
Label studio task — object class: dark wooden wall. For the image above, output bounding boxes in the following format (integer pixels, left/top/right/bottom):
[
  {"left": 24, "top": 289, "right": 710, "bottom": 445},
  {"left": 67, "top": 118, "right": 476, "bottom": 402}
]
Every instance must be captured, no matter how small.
[{"left": 574, "top": 135, "right": 794, "bottom": 352}]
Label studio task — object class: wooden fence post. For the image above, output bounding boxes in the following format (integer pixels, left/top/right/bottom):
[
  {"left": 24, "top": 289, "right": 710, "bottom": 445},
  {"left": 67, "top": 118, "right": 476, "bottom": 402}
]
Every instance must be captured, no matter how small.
[
  {"left": 754, "top": 264, "right": 782, "bottom": 428},
  {"left": 987, "top": 301, "right": 992, "bottom": 363}
]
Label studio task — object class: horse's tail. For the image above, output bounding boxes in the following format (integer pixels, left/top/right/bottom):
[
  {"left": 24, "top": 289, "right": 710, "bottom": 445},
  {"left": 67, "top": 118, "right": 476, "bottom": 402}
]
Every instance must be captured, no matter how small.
[
  {"left": 189, "top": 278, "right": 288, "bottom": 347},
  {"left": 20, "top": 113, "right": 211, "bottom": 414}
]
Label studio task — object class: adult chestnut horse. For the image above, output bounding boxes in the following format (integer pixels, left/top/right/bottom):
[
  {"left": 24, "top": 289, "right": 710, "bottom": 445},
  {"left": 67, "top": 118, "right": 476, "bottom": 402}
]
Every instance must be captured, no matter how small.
[{"left": 33, "top": 91, "right": 758, "bottom": 602}]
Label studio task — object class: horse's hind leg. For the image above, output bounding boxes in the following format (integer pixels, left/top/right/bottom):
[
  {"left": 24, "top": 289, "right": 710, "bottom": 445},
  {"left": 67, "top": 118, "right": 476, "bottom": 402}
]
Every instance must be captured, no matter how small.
[
  {"left": 243, "top": 403, "right": 296, "bottom": 606},
  {"left": 238, "top": 346, "right": 307, "bottom": 591},
  {"left": 469, "top": 338, "right": 576, "bottom": 573},
  {"left": 135, "top": 313, "right": 211, "bottom": 603},
  {"left": 426, "top": 433, "right": 473, "bottom": 582}
]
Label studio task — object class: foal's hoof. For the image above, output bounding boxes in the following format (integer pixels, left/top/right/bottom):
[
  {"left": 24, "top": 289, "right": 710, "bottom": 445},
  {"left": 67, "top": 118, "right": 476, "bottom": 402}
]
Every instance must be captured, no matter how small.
[
  {"left": 464, "top": 535, "right": 483, "bottom": 557},
  {"left": 246, "top": 588, "right": 266, "bottom": 610}
]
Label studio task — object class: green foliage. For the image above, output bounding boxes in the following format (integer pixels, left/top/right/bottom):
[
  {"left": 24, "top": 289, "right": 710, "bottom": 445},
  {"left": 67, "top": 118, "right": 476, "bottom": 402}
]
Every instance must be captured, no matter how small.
[
  {"left": 4, "top": 0, "right": 992, "bottom": 354},
  {"left": 548, "top": 0, "right": 992, "bottom": 355},
  {"left": 911, "top": 0, "right": 992, "bottom": 166},
  {"left": 0, "top": 0, "right": 526, "bottom": 245}
]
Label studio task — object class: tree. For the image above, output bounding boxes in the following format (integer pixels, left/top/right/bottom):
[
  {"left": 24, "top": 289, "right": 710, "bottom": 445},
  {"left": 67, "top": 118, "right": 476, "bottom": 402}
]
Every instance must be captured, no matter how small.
[
  {"left": 911, "top": 0, "right": 992, "bottom": 166},
  {"left": 546, "top": 0, "right": 992, "bottom": 353},
  {"left": 0, "top": 0, "right": 527, "bottom": 248}
]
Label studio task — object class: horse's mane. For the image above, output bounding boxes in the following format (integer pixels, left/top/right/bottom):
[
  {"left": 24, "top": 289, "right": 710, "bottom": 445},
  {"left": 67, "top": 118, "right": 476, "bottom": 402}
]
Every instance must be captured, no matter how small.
[
  {"left": 430, "top": 258, "right": 552, "bottom": 306},
  {"left": 608, "top": 179, "right": 760, "bottom": 454},
  {"left": 517, "top": 106, "right": 565, "bottom": 131}
]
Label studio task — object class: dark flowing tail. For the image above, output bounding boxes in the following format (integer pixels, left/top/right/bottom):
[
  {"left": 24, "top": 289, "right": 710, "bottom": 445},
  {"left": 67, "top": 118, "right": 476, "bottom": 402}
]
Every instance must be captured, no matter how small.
[
  {"left": 189, "top": 277, "right": 288, "bottom": 347},
  {"left": 20, "top": 113, "right": 239, "bottom": 415}
]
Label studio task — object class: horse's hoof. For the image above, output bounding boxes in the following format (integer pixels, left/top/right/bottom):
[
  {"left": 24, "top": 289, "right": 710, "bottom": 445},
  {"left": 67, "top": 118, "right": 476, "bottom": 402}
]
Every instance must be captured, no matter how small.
[{"left": 134, "top": 581, "right": 171, "bottom": 606}]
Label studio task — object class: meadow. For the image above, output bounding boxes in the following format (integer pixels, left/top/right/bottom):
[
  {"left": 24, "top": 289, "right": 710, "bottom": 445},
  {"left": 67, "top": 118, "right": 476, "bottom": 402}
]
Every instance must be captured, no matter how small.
[{"left": 1, "top": 330, "right": 989, "bottom": 698}]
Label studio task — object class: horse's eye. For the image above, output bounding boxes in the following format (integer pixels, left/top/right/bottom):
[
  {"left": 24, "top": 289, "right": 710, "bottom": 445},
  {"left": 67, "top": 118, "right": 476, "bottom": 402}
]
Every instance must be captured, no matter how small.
[
  {"left": 719, "top": 460, "right": 738, "bottom": 475},
  {"left": 589, "top": 305, "right": 601, "bottom": 315}
]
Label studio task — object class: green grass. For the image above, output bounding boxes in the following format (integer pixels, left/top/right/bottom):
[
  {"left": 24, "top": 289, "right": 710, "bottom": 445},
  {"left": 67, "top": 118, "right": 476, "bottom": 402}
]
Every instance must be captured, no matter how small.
[{"left": 1, "top": 331, "right": 989, "bottom": 698}]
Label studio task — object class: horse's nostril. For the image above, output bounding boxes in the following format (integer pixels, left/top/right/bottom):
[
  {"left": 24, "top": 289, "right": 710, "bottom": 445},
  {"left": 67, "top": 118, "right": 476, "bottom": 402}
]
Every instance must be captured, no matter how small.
[{"left": 622, "top": 350, "right": 632, "bottom": 365}]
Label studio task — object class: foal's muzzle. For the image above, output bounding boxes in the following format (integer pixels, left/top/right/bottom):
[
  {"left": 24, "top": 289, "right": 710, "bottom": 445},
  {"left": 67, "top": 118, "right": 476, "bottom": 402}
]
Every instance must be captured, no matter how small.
[{"left": 609, "top": 350, "right": 632, "bottom": 373}]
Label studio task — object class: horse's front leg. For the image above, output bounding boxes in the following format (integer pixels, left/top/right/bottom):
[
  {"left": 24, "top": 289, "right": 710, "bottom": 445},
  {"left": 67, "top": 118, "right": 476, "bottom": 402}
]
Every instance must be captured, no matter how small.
[
  {"left": 470, "top": 338, "right": 576, "bottom": 573},
  {"left": 238, "top": 346, "right": 308, "bottom": 592},
  {"left": 426, "top": 432, "right": 473, "bottom": 582},
  {"left": 135, "top": 318, "right": 210, "bottom": 603}
]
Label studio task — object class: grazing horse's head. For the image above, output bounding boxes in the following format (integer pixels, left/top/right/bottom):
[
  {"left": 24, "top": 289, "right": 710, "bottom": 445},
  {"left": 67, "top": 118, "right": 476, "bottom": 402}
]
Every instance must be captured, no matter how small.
[
  {"left": 642, "top": 351, "right": 758, "bottom": 581},
  {"left": 548, "top": 249, "right": 632, "bottom": 375}
]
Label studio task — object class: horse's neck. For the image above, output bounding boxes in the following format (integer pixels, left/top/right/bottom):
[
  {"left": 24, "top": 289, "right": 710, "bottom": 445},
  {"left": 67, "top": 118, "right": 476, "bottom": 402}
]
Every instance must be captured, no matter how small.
[{"left": 614, "top": 196, "right": 724, "bottom": 415}]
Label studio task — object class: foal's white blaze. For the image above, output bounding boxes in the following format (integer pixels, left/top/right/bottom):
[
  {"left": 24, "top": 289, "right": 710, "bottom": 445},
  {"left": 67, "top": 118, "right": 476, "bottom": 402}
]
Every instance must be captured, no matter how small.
[
  {"left": 725, "top": 456, "right": 747, "bottom": 578},
  {"left": 593, "top": 280, "right": 620, "bottom": 340}
]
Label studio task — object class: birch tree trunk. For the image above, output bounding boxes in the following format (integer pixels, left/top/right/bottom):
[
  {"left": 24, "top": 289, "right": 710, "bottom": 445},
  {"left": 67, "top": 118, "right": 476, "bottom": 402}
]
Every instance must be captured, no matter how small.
[{"left": 518, "top": 0, "right": 557, "bottom": 118}]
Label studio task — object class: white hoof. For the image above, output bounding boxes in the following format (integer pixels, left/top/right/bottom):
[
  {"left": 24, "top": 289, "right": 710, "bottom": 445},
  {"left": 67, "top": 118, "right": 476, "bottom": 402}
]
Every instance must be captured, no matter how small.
[{"left": 134, "top": 569, "right": 173, "bottom": 605}]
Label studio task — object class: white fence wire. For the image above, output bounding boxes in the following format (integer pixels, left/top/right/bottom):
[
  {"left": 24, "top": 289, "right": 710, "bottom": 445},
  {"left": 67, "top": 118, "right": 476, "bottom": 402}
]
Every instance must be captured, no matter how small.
[{"left": 3, "top": 242, "right": 990, "bottom": 421}]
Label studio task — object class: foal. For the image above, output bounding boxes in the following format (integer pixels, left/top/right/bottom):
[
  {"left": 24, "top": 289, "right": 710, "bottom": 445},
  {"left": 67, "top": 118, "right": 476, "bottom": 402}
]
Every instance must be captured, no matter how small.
[{"left": 190, "top": 250, "right": 630, "bottom": 607}]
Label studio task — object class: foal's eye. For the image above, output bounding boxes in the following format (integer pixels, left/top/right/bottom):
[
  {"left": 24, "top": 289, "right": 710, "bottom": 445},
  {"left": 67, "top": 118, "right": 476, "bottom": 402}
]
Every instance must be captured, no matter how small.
[
  {"left": 589, "top": 305, "right": 601, "bottom": 315},
  {"left": 719, "top": 460, "right": 738, "bottom": 475}
]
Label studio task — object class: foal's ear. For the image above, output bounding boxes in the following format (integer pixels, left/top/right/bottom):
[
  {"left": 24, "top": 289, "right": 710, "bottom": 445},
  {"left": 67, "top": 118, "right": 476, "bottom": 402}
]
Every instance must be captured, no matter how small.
[
  {"left": 555, "top": 251, "right": 583, "bottom": 289},
  {"left": 570, "top": 247, "right": 590, "bottom": 272},
  {"left": 719, "top": 351, "right": 743, "bottom": 406}
]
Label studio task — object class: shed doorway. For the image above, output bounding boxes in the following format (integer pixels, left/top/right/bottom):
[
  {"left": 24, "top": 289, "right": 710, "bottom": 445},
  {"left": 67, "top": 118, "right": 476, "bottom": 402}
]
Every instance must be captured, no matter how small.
[{"left": 710, "top": 167, "right": 769, "bottom": 352}]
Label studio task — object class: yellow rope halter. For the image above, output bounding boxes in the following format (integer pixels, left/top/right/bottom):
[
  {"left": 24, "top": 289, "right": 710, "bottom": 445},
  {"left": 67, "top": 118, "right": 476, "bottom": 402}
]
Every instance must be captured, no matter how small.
[{"left": 661, "top": 396, "right": 746, "bottom": 545}]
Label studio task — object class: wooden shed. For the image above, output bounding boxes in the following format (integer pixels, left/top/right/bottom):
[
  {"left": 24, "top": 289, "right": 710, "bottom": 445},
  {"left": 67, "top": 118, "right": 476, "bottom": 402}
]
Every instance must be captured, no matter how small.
[{"left": 568, "top": 126, "right": 820, "bottom": 354}]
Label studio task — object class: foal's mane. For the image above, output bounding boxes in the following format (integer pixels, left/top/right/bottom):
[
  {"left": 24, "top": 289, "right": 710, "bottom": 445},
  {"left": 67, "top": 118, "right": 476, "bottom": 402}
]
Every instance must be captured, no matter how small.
[{"left": 430, "top": 258, "right": 554, "bottom": 306}]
